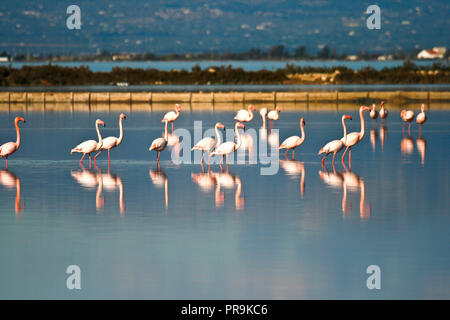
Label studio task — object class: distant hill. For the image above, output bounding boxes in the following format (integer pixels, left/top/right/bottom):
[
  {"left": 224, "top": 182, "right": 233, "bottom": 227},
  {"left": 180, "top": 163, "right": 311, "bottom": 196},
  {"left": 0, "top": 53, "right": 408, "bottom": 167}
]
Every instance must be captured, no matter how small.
[{"left": 0, "top": 0, "right": 448, "bottom": 55}]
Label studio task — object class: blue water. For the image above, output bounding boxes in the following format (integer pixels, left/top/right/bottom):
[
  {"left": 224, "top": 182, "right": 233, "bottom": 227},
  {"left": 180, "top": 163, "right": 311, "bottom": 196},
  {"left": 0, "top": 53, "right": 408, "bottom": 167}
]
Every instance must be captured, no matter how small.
[
  {"left": 6, "top": 59, "right": 443, "bottom": 72},
  {"left": 0, "top": 105, "right": 449, "bottom": 299}
]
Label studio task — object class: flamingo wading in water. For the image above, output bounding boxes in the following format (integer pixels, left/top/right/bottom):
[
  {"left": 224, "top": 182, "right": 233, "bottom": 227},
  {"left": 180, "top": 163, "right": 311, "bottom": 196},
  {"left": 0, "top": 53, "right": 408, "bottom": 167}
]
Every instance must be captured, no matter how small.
[
  {"left": 379, "top": 101, "right": 388, "bottom": 121},
  {"left": 149, "top": 120, "right": 169, "bottom": 162},
  {"left": 71, "top": 119, "right": 105, "bottom": 167},
  {"left": 0, "top": 117, "right": 26, "bottom": 169},
  {"left": 267, "top": 106, "right": 281, "bottom": 129},
  {"left": 162, "top": 104, "right": 181, "bottom": 132},
  {"left": 279, "top": 117, "right": 306, "bottom": 159},
  {"left": 401, "top": 109, "right": 415, "bottom": 135},
  {"left": 192, "top": 122, "right": 226, "bottom": 164},
  {"left": 416, "top": 103, "right": 427, "bottom": 136},
  {"left": 211, "top": 122, "right": 245, "bottom": 169},
  {"left": 319, "top": 115, "right": 352, "bottom": 167},
  {"left": 370, "top": 104, "right": 378, "bottom": 124},
  {"left": 340, "top": 106, "right": 371, "bottom": 164},
  {"left": 234, "top": 105, "right": 255, "bottom": 127},
  {"left": 94, "top": 113, "right": 126, "bottom": 165}
]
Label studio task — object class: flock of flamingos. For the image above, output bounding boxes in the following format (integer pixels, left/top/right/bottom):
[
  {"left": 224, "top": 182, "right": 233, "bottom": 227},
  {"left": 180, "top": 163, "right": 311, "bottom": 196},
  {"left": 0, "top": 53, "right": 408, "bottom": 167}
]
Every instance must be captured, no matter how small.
[
  {"left": 0, "top": 101, "right": 427, "bottom": 170},
  {"left": 0, "top": 100, "right": 428, "bottom": 216}
]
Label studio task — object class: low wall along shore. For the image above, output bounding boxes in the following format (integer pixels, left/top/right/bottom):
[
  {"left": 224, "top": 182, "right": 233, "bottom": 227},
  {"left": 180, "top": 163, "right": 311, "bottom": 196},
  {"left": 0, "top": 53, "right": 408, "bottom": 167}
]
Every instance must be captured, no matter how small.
[{"left": 0, "top": 90, "right": 449, "bottom": 106}]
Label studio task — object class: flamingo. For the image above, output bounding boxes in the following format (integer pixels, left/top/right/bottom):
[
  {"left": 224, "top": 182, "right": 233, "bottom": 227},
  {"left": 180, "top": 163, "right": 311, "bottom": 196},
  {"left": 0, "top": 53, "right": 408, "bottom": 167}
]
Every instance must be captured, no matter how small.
[
  {"left": 267, "top": 106, "right": 281, "bottom": 129},
  {"left": 0, "top": 169, "right": 24, "bottom": 214},
  {"left": 340, "top": 106, "right": 371, "bottom": 165},
  {"left": 379, "top": 101, "right": 388, "bottom": 120},
  {"left": 370, "top": 103, "right": 378, "bottom": 123},
  {"left": 260, "top": 107, "right": 268, "bottom": 127},
  {"left": 416, "top": 104, "right": 427, "bottom": 136},
  {"left": 234, "top": 105, "right": 255, "bottom": 126},
  {"left": 94, "top": 113, "right": 126, "bottom": 166},
  {"left": 162, "top": 104, "right": 181, "bottom": 132},
  {"left": 210, "top": 122, "right": 245, "bottom": 169},
  {"left": 0, "top": 117, "right": 26, "bottom": 169},
  {"left": 70, "top": 119, "right": 105, "bottom": 168},
  {"left": 191, "top": 122, "right": 225, "bottom": 164},
  {"left": 149, "top": 120, "right": 169, "bottom": 162},
  {"left": 318, "top": 115, "right": 352, "bottom": 167},
  {"left": 401, "top": 109, "right": 415, "bottom": 135},
  {"left": 279, "top": 117, "right": 306, "bottom": 159}
]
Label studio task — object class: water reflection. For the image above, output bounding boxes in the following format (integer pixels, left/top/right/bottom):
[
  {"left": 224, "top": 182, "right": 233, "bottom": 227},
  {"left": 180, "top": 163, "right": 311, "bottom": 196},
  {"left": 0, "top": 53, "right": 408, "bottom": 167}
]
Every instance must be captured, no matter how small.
[
  {"left": 401, "top": 132, "right": 414, "bottom": 155},
  {"left": 280, "top": 160, "right": 305, "bottom": 198},
  {"left": 0, "top": 169, "right": 24, "bottom": 214},
  {"left": 70, "top": 163, "right": 103, "bottom": 213},
  {"left": 380, "top": 125, "right": 387, "bottom": 151},
  {"left": 97, "top": 168, "right": 125, "bottom": 215},
  {"left": 318, "top": 164, "right": 370, "bottom": 219},
  {"left": 149, "top": 166, "right": 169, "bottom": 209},
  {"left": 213, "top": 170, "right": 245, "bottom": 210},
  {"left": 416, "top": 133, "right": 426, "bottom": 166},
  {"left": 370, "top": 128, "right": 378, "bottom": 152}
]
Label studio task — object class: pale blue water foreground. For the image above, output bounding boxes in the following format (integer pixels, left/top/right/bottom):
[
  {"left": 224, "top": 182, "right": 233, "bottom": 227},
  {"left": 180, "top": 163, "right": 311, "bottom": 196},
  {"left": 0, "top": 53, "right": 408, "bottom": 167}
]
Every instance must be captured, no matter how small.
[{"left": 0, "top": 106, "right": 448, "bottom": 299}]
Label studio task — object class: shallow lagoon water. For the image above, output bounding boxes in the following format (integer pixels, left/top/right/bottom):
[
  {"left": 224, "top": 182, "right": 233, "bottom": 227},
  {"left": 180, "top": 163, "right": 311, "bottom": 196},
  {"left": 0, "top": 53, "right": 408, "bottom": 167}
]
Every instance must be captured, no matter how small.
[{"left": 0, "top": 106, "right": 449, "bottom": 299}]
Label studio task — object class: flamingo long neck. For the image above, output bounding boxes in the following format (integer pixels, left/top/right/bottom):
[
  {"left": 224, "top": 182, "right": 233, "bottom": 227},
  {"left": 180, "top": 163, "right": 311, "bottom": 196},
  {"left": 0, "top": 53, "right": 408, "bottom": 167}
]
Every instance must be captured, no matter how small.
[
  {"left": 15, "top": 120, "right": 21, "bottom": 147},
  {"left": 300, "top": 121, "right": 305, "bottom": 140},
  {"left": 163, "top": 121, "right": 168, "bottom": 141},
  {"left": 96, "top": 121, "right": 103, "bottom": 149},
  {"left": 342, "top": 117, "right": 348, "bottom": 145},
  {"left": 117, "top": 118, "right": 124, "bottom": 145},
  {"left": 421, "top": 104, "right": 425, "bottom": 113},
  {"left": 215, "top": 124, "right": 222, "bottom": 146},
  {"left": 248, "top": 107, "right": 254, "bottom": 121},
  {"left": 234, "top": 124, "right": 242, "bottom": 150},
  {"left": 359, "top": 108, "right": 366, "bottom": 139}
]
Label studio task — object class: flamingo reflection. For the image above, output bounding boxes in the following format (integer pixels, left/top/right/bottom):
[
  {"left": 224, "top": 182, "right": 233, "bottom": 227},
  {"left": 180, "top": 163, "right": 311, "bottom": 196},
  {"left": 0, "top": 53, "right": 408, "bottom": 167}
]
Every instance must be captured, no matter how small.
[
  {"left": 210, "top": 169, "right": 245, "bottom": 210},
  {"left": 149, "top": 166, "right": 168, "bottom": 209},
  {"left": 370, "top": 128, "right": 378, "bottom": 152},
  {"left": 0, "top": 169, "right": 24, "bottom": 214},
  {"left": 379, "top": 125, "right": 387, "bottom": 151},
  {"left": 96, "top": 168, "right": 125, "bottom": 215},
  {"left": 70, "top": 163, "right": 103, "bottom": 213},
  {"left": 280, "top": 160, "right": 305, "bottom": 198},
  {"left": 416, "top": 132, "right": 426, "bottom": 166},
  {"left": 401, "top": 131, "right": 414, "bottom": 155},
  {"left": 318, "top": 163, "right": 370, "bottom": 219}
]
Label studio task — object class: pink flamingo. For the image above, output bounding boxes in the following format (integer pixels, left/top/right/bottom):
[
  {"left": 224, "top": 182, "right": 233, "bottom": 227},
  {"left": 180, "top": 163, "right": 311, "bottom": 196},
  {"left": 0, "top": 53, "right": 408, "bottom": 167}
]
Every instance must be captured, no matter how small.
[
  {"left": 319, "top": 115, "right": 352, "bottom": 167},
  {"left": 379, "top": 101, "right": 388, "bottom": 120},
  {"left": 192, "top": 122, "right": 226, "bottom": 164},
  {"left": 234, "top": 105, "right": 255, "bottom": 126},
  {"left": 279, "top": 117, "right": 306, "bottom": 159},
  {"left": 416, "top": 104, "right": 427, "bottom": 136},
  {"left": 370, "top": 103, "right": 378, "bottom": 124},
  {"left": 149, "top": 120, "right": 169, "bottom": 162},
  {"left": 340, "top": 106, "right": 371, "bottom": 165},
  {"left": 94, "top": 113, "right": 126, "bottom": 166},
  {"left": 211, "top": 122, "right": 245, "bottom": 169},
  {"left": 0, "top": 117, "right": 26, "bottom": 169},
  {"left": 70, "top": 119, "right": 105, "bottom": 168},
  {"left": 267, "top": 106, "right": 281, "bottom": 129},
  {"left": 401, "top": 109, "right": 415, "bottom": 135},
  {"left": 162, "top": 104, "right": 181, "bottom": 132}
]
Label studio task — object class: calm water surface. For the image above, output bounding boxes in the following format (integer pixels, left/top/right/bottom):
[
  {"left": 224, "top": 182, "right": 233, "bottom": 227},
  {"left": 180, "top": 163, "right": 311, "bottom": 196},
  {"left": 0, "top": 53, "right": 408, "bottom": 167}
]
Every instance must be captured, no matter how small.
[{"left": 0, "top": 107, "right": 449, "bottom": 299}]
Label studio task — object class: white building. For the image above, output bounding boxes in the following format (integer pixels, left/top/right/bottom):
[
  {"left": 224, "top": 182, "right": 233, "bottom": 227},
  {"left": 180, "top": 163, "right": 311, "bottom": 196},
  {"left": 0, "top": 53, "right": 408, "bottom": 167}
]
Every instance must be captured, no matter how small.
[{"left": 417, "top": 47, "right": 446, "bottom": 59}]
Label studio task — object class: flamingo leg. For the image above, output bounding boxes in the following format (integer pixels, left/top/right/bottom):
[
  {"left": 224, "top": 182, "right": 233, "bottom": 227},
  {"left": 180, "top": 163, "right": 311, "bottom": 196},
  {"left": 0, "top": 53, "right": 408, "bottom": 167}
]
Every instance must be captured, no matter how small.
[
  {"left": 285, "top": 149, "right": 288, "bottom": 159},
  {"left": 321, "top": 154, "right": 328, "bottom": 167},
  {"left": 292, "top": 149, "right": 295, "bottom": 160},
  {"left": 201, "top": 152, "right": 205, "bottom": 163},
  {"left": 108, "top": 149, "right": 111, "bottom": 165},
  {"left": 226, "top": 155, "right": 229, "bottom": 172},
  {"left": 88, "top": 154, "right": 92, "bottom": 169},
  {"left": 408, "top": 122, "right": 411, "bottom": 136},
  {"left": 171, "top": 122, "right": 174, "bottom": 133},
  {"left": 5, "top": 156, "right": 8, "bottom": 170},
  {"left": 349, "top": 148, "right": 352, "bottom": 165},
  {"left": 157, "top": 151, "right": 161, "bottom": 162},
  {"left": 94, "top": 150, "right": 102, "bottom": 160},
  {"left": 341, "top": 146, "right": 349, "bottom": 161},
  {"left": 80, "top": 153, "right": 86, "bottom": 164},
  {"left": 332, "top": 152, "right": 336, "bottom": 166}
]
